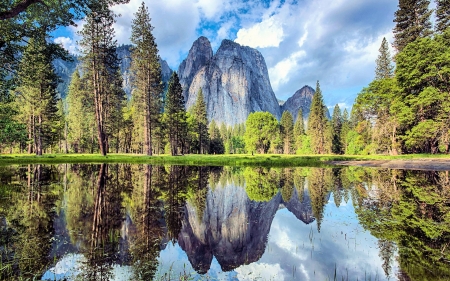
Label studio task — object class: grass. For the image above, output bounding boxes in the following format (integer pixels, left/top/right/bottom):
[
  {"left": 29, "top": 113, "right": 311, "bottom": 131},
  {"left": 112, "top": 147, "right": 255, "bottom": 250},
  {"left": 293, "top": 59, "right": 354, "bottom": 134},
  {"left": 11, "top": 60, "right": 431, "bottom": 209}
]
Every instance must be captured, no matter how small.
[{"left": 0, "top": 153, "right": 449, "bottom": 167}]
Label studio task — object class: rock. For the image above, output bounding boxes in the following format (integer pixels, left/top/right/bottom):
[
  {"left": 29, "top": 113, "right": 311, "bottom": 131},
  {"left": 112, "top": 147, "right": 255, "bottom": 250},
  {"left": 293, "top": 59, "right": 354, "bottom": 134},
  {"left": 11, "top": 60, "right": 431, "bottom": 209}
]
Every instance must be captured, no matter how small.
[
  {"left": 281, "top": 85, "right": 315, "bottom": 122},
  {"left": 178, "top": 36, "right": 213, "bottom": 102},
  {"left": 182, "top": 38, "right": 281, "bottom": 125}
]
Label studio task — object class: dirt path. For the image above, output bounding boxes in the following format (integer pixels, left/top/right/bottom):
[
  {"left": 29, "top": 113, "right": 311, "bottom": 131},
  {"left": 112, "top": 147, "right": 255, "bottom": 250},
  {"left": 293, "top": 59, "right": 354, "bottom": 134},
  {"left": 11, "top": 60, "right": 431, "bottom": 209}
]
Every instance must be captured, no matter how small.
[{"left": 328, "top": 159, "right": 450, "bottom": 171}]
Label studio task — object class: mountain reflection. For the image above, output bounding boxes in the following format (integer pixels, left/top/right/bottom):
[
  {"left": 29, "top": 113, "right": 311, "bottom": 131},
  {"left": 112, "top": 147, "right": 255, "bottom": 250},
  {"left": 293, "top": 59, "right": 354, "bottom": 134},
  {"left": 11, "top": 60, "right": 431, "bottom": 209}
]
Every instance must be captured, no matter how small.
[{"left": 0, "top": 164, "right": 449, "bottom": 280}]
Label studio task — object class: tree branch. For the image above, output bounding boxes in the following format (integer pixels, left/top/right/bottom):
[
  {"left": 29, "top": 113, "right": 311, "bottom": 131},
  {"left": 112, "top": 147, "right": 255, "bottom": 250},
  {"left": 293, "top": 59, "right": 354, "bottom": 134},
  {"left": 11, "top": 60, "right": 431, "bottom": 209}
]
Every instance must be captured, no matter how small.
[{"left": 0, "top": 0, "right": 44, "bottom": 21}]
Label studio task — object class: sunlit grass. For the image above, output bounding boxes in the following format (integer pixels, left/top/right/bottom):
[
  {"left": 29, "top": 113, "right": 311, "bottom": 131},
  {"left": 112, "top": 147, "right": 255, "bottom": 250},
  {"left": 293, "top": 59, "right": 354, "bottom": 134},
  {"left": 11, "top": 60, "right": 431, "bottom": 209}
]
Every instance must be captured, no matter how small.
[{"left": 0, "top": 153, "right": 449, "bottom": 167}]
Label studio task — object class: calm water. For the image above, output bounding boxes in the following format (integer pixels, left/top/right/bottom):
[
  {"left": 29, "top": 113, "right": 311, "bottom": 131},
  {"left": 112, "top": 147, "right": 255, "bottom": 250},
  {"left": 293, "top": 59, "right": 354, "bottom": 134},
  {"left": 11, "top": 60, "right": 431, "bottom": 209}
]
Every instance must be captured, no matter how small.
[{"left": 0, "top": 164, "right": 449, "bottom": 280}]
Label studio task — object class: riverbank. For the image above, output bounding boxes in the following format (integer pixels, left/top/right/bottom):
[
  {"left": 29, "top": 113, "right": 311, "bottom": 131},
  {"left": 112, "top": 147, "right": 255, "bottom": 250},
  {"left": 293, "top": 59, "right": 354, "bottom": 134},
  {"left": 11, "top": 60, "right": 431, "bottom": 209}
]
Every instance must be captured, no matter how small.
[{"left": 1, "top": 153, "right": 450, "bottom": 169}]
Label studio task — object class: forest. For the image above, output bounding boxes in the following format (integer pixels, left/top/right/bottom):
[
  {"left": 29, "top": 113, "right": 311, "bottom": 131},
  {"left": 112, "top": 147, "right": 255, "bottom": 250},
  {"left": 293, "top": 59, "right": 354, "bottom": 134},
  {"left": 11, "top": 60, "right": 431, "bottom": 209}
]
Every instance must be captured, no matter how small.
[{"left": 0, "top": 0, "right": 450, "bottom": 156}]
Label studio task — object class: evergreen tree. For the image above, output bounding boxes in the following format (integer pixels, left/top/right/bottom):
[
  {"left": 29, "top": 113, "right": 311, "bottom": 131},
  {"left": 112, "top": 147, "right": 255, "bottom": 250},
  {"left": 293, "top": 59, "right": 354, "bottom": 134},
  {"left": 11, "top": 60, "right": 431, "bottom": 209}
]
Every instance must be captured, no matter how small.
[
  {"left": 280, "top": 111, "right": 294, "bottom": 154},
  {"left": 340, "top": 109, "right": 350, "bottom": 154},
  {"left": 130, "top": 2, "right": 163, "bottom": 155},
  {"left": 192, "top": 88, "right": 209, "bottom": 154},
  {"left": 165, "top": 72, "right": 186, "bottom": 155},
  {"left": 393, "top": 0, "right": 432, "bottom": 52},
  {"left": 331, "top": 104, "right": 343, "bottom": 154},
  {"left": 78, "top": 0, "right": 120, "bottom": 156},
  {"left": 294, "top": 109, "right": 306, "bottom": 152},
  {"left": 209, "top": 120, "right": 224, "bottom": 154},
  {"left": 15, "top": 35, "right": 60, "bottom": 155},
  {"left": 308, "top": 81, "right": 328, "bottom": 154},
  {"left": 375, "top": 38, "right": 394, "bottom": 80},
  {"left": 66, "top": 70, "right": 96, "bottom": 153},
  {"left": 435, "top": 0, "right": 450, "bottom": 33}
]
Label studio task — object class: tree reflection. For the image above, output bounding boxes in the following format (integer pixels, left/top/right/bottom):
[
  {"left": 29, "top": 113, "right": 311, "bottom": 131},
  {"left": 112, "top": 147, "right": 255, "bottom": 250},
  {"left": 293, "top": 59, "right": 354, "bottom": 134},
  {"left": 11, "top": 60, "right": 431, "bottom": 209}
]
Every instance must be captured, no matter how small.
[
  {"left": 0, "top": 165, "right": 60, "bottom": 280},
  {"left": 129, "top": 165, "right": 166, "bottom": 281},
  {"left": 352, "top": 169, "right": 450, "bottom": 280},
  {"left": 243, "top": 167, "right": 280, "bottom": 202},
  {"left": 307, "top": 168, "right": 332, "bottom": 232}
]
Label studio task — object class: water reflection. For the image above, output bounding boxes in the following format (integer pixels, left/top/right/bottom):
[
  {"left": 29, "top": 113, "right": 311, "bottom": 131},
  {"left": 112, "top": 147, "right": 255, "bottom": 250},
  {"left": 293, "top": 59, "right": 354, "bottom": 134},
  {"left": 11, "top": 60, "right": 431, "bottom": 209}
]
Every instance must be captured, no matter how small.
[{"left": 0, "top": 164, "right": 449, "bottom": 280}]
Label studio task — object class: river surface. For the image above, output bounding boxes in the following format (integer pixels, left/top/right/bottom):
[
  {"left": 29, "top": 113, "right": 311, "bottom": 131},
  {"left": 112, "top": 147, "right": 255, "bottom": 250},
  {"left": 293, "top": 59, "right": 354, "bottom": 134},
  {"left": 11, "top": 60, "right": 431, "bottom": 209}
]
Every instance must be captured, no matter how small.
[{"left": 0, "top": 164, "right": 449, "bottom": 280}]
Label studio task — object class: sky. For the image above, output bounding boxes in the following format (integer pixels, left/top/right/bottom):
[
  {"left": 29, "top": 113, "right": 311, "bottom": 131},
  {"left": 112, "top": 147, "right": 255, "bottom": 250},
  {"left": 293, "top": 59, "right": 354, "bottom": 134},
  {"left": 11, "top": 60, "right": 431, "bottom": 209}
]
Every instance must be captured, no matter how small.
[{"left": 52, "top": 0, "right": 401, "bottom": 110}]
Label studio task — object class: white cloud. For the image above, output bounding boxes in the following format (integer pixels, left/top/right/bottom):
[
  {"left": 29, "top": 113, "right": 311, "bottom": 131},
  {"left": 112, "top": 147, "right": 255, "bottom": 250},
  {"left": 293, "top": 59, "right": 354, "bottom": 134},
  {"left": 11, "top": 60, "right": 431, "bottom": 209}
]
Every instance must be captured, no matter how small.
[
  {"left": 269, "top": 50, "right": 306, "bottom": 91},
  {"left": 235, "top": 16, "right": 284, "bottom": 48},
  {"left": 235, "top": 262, "right": 285, "bottom": 281},
  {"left": 54, "top": 37, "right": 79, "bottom": 55}
]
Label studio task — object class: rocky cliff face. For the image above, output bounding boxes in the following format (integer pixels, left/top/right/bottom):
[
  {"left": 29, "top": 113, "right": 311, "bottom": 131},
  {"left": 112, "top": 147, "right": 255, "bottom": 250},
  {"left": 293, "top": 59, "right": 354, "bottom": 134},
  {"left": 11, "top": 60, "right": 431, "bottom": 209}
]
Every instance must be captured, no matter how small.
[
  {"left": 281, "top": 85, "right": 315, "bottom": 122},
  {"left": 180, "top": 38, "right": 281, "bottom": 125},
  {"left": 178, "top": 36, "right": 213, "bottom": 102},
  {"left": 178, "top": 181, "right": 315, "bottom": 273}
]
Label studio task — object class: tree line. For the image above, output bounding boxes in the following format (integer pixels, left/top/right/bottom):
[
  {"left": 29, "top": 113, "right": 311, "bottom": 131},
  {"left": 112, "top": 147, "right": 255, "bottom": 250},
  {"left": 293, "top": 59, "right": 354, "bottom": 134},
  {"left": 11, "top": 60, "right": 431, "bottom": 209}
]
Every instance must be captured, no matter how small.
[{"left": 1, "top": 0, "right": 449, "bottom": 155}]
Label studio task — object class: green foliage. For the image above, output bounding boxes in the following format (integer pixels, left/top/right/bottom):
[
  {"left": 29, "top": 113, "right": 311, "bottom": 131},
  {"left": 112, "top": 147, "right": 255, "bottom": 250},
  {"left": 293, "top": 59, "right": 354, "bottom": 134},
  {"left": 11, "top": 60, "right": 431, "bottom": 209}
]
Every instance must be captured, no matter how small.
[
  {"left": 130, "top": 2, "right": 163, "bottom": 156},
  {"left": 280, "top": 111, "right": 295, "bottom": 154},
  {"left": 296, "top": 135, "right": 313, "bottom": 155},
  {"left": 375, "top": 37, "right": 394, "bottom": 80},
  {"left": 165, "top": 72, "right": 187, "bottom": 155},
  {"left": 331, "top": 104, "right": 343, "bottom": 154},
  {"left": 393, "top": 0, "right": 432, "bottom": 52},
  {"left": 14, "top": 35, "right": 61, "bottom": 155},
  {"left": 435, "top": 0, "right": 450, "bottom": 33},
  {"left": 395, "top": 31, "right": 450, "bottom": 153},
  {"left": 308, "top": 81, "right": 328, "bottom": 154},
  {"left": 209, "top": 120, "right": 224, "bottom": 154},
  {"left": 192, "top": 88, "right": 209, "bottom": 154},
  {"left": 244, "top": 112, "right": 278, "bottom": 154}
]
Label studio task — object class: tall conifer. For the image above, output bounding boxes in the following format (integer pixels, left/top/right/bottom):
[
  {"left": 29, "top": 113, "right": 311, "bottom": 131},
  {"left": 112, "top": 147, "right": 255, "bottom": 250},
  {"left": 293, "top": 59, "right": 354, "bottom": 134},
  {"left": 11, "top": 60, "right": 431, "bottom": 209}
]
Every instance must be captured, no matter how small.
[
  {"left": 192, "top": 88, "right": 209, "bottom": 154},
  {"left": 375, "top": 38, "right": 394, "bottom": 80},
  {"left": 393, "top": 0, "right": 432, "bottom": 52},
  {"left": 294, "top": 109, "right": 305, "bottom": 152},
  {"left": 15, "top": 35, "right": 60, "bottom": 155},
  {"left": 331, "top": 104, "right": 343, "bottom": 154},
  {"left": 308, "top": 81, "right": 327, "bottom": 154},
  {"left": 78, "top": 0, "right": 119, "bottom": 156},
  {"left": 280, "top": 111, "right": 294, "bottom": 154},
  {"left": 130, "top": 2, "right": 163, "bottom": 155},
  {"left": 165, "top": 72, "right": 186, "bottom": 155}
]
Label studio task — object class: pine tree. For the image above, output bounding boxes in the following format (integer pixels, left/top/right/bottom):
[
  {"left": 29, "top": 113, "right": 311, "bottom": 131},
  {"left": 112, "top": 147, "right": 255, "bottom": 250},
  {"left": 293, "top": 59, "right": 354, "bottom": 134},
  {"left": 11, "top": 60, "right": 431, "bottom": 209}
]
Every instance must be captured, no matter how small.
[
  {"left": 165, "top": 72, "right": 186, "bottom": 155},
  {"left": 435, "top": 0, "right": 450, "bottom": 33},
  {"left": 340, "top": 109, "right": 350, "bottom": 154},
  {"left": 375, "top": 38, "right": 394, "bottom": 80},
  {"left": 130, "top": 2, "right": 163, "bottom": 155},
  {"left": 280, "top": 111, "right": 294, "bottom": 154},
  {"left": 78, "top": 0, "right": 119, "bottom": 156},
  {"left": 393, "top": 0, "right": 432, "bottom": 52},
  {"left": 331, "top": 104, "right": 343, "bottom": 154},
  {"left": 192, "top": 88, "right": 209, "bottom": 154},
  {"left": 294, "top": 109, "right": 305, "bottom": 152},
  {"left": 209, "top": 120, "right": 224, "bottom": 154},
  {"left": 308, "top": 81, "right": 328, "bottom": 154},
  {"left": 66, "top": 70, "right": 96, "bottom": 153},
  {"left": 15, "top": 35, "right": 60, "bottom": 155}
]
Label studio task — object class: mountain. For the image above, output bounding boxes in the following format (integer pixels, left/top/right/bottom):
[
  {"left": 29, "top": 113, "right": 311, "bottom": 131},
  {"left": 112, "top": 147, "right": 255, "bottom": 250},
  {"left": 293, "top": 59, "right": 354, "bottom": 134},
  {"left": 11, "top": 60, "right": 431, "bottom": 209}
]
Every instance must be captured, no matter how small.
[
  {"left": 53, "top": 45, "right": 172, "bottom": 98},
  {"left": 282, "top": 85, "right": 331, "bottom": 121},
  {"left": 180, "top": 37, "right": 281, "bottom": 125},
  {"left": 281, "top": 85, "right": 315, "bottom": 121},
  {"left": 178, "top": 36, "right": 213, "bottom": 102}
]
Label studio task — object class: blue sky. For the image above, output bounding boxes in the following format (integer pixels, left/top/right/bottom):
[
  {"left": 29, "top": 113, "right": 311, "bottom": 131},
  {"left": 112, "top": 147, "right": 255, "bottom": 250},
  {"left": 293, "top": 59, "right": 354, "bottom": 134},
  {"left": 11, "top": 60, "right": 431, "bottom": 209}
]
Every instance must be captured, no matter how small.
[{"left": 53, "top": 0, "right": 402, "bottom": 110}]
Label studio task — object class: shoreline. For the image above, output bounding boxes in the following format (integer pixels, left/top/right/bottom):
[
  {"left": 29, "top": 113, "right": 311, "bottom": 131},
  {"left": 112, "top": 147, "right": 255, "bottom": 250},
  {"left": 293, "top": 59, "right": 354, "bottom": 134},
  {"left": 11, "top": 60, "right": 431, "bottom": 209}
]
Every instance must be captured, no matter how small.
[
  {"left": 1, "top": 154, "right": 450, "bottom": 170},
  {"left": 328, "top": 159, "right": 450, "bottom": 171}
]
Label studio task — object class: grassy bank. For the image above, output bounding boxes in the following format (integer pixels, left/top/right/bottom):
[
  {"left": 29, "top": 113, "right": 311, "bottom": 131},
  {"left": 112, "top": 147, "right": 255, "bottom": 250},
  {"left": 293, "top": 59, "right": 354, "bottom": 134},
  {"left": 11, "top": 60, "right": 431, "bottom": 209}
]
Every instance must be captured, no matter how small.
[{"left": 1, "top": 153, "right": 449, "bottom": 167}]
